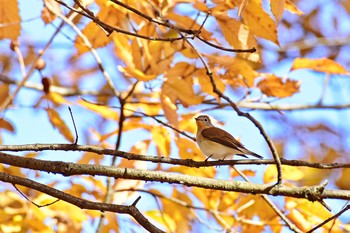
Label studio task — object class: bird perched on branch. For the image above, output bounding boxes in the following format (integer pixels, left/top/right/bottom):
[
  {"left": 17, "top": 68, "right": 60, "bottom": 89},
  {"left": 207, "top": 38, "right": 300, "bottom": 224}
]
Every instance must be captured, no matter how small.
[{"left": 195, "top": 115, "right": 263, "bottom": 160}]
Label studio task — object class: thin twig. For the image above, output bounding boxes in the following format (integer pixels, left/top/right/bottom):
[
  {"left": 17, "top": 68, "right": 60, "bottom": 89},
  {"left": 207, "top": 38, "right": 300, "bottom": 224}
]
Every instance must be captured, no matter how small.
[
  {"left": 68, "top": 106, "right": 78, "bottom": 144},
  {"left": 13, "top": 184, "right": 60, "bottom": 207}
]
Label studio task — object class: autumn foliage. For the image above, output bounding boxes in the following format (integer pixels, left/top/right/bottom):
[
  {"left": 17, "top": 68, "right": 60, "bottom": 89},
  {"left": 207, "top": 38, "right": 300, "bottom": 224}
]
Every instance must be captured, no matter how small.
[{"left": 1, "top": 0, "right": 350, "bottom": 232}]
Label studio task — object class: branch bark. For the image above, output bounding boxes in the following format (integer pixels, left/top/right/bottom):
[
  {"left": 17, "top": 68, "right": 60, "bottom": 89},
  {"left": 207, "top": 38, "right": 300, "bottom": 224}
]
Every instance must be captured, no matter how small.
[{"left": 1, "top": 151, "right": 350, "bottom": 201}]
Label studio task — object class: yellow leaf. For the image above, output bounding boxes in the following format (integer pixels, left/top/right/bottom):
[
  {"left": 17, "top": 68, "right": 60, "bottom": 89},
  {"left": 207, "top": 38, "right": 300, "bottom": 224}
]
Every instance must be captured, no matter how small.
[
  {"left": 78, "top": 99, "right": 118, "bottom": 120},
  {"left": 146, "top": 210, "right": 176, "bottom": 232},
  {"left": 151, "top": 126, "right": 171, "bottom": 157},
  {"left": 285, "top": 197, "right": 344, "bottom": 233},
  {"left": 168, "top": 165, "right": 216, "bottom": 178},
  {"left": 336, "top": 168, "right": 350, "bottom": 189},
  {"left": 257, "top": 74, "right": 300, "bottom": 98},
  {"left": 264, "top": 165, "right": 304, "bottom": 183},
  {"left": 176, "top": 138, "right": 205, "bottom": 160},
  {"left": 160, "top": 189, "right": 193, "bottom": 232},
  {"left": 236, "top": 195, "right": 277, "bottom": 221},
  {"left": 241, "top": 0, "right": 279, "bottom": 44},
  {"left": 270, "top": 0, "right": 285, "bottom": 22},
  {"left": 46, "top": 108, "right": 74, "bottom": 143},
  {"left": 291, "top": 58, "right": 350, "bottom": 75},
  {"left": 45, "top": 92, "right": 69, "bottom": 105},
  {"left": 0, "top": 0, "right": 21, "bottom": 39},
  {"left": 113, "top": 34, "right": 134, "bottom": 68},
  {"left": 118, "top": 65, "right": 157, "bottom": 81}
]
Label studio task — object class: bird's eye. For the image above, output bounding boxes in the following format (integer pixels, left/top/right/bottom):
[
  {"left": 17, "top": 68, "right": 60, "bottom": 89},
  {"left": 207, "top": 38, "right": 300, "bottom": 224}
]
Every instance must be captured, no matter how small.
[{"left": 204, "top": 118, "right": 208, "bottom": 121}]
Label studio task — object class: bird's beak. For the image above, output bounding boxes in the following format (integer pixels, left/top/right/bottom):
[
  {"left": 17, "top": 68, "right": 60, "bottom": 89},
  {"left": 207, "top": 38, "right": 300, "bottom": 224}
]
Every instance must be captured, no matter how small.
[{"left": 195, "top": 117, "right": 199, "bottom": 121}]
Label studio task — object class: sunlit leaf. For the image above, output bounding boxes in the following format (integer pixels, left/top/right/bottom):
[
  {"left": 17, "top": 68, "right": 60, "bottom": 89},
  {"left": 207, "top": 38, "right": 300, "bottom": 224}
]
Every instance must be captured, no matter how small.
[
  {"left": 336, "top": 168, "right": 350, "bottom": 189},
  {"left": 291, "top": 58, "right": 350, "bottom": 75},
  {"left": 264, "top": 165, "right": 304, "bottom": 183},
  {"left": 176, "top": 137, "right": 204, "bottom": 160},
  {"left": 118, "top": 65, "right": 157, "bottom": 81},
  {"left": 146, "top": 210, "right": 176, "bottom": 232},
  {"left": 78, "top": 99, "right": 118, "bottom": 120}
]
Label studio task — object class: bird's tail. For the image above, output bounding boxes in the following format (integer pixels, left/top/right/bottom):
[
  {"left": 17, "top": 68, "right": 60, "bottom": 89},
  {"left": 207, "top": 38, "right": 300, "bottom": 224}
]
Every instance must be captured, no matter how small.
[{"left": 237, "top": 149, "right": 263, "bottom": 159}]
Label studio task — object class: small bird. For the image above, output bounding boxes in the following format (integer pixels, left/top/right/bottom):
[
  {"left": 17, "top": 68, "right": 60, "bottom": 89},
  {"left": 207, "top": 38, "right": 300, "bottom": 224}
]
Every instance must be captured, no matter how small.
[{"left": 195, "top": 115, "right": 263, "bottom": 160}]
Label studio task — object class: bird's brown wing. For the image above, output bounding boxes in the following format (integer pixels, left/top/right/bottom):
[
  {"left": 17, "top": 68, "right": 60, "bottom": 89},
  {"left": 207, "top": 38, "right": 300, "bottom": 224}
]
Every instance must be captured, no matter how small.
[
  {"left": 201, "top": 127, "right": 245, "bottom": 152},
  {"left": 201, "top": 127, "right": 263, "bottom": 159}
]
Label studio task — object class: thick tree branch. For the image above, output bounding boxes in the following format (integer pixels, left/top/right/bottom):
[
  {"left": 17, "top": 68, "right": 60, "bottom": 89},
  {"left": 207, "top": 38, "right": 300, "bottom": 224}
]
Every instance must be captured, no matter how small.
[
  {"left": 1, "top": 151, "right": 350, "bottom": 201},
  {"left": 0, "top": 143, "right": 349, "bottom": 169},
  {"left": 0, "top": 172, "right": 164, "bottom": 233}
]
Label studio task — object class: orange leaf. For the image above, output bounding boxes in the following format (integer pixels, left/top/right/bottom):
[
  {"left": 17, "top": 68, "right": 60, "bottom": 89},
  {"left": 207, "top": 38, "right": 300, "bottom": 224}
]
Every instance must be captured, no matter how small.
[
  {"left": 196, "top": 68, "right": 226, "bottom": 96},
  {"left": 257, "top": 74, "right": 300, "bottom": 98},
  {"left": 160, "top": 92, "right": 179, "bottom": 130},
  {"left": 0, "top": 0, "right": 21, "bottom": 39},
  {"left": 0, "top": 84, "right": 9, "bottom": 103},
  {"left": 0, "top": 118, "right": 15, "bottom": 132},
  {"left": 285, "top": 0, "right": 303, "bottom": 15},
  {"left": 270, "top": 0, "right": 285, "bottom": 22},
  {"left": 163, "top": 63, "right": 204, "bottom": 107},
  {"left": 41, "top": 0, "right": 60, "bottom": 24},
  {"left": 216, "top": 18, "right": 259, "bottom": 62},
  {"left": 75, "top": 7, "right": 117, "bottom": 54},
  {"left": 291, "top": 58, "right": 350, "bottom": 75},
  {"left": 46, "top": 108, "right": 74, "bottom": 143},
  {"left": 151, "top": 126, "right": 171, "bottom": 157}
]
